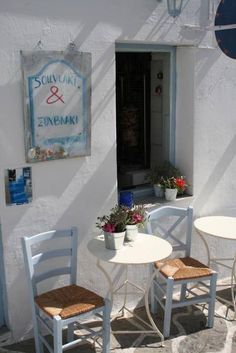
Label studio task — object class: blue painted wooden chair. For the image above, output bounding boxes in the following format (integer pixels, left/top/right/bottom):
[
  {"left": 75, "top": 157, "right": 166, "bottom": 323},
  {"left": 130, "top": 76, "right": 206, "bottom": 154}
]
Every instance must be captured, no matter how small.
[
  {"left": 22, "top": 227, "right": 110, "bottom": 353},
  {"left": 146, "top": 206, "right": 217, "bottom": 338}
]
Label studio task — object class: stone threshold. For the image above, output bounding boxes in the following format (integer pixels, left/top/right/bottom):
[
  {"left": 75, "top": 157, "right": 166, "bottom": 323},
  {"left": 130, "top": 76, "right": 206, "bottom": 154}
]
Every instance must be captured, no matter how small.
[{"left": 0, "top": 327, "right": 12, "bottom": 347}]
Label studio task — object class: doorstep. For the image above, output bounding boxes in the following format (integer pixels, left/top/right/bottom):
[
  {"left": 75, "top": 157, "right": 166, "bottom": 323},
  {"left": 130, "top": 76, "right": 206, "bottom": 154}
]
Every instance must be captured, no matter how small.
[{"left": 0, "top": 327, "right": 12, "bottom": 346}]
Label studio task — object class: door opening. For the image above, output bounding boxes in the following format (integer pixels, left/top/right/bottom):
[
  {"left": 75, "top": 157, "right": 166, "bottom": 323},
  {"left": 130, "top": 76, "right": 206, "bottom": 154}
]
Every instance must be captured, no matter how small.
[{"left": 116, "top": 50, "right": 172, "bottom": 190}]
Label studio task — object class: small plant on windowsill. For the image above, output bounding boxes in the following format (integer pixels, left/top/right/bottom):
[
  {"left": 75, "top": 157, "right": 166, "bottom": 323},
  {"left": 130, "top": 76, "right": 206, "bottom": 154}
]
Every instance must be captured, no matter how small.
[
  {"left": 160, "top": 176, "right": 188, "bottom": 201},
  {"left": 145, "top": 161, "right": 181, "bottom": 198}
]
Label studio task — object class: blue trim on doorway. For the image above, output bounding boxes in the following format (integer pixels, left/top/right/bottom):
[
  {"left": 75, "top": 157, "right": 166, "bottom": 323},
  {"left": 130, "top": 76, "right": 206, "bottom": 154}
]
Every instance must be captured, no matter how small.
[
  {"left": 170, "top": 47, "right": 176, "bottom": 165},
  {"left": 115, "top": 42, "right": 176, "bottom": 165}
]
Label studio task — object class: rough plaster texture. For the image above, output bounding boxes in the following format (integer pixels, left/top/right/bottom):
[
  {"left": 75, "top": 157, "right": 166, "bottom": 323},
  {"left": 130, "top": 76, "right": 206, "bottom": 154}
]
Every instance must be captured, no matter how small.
[{"left": 0, "top": 0, "right": 235, "bottom": 342}]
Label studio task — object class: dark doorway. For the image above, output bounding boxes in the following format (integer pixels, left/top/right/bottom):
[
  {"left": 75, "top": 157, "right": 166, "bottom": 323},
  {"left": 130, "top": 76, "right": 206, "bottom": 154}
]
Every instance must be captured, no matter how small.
[{"left": 116, "top": 52, "right": 151, "bottom": 189}]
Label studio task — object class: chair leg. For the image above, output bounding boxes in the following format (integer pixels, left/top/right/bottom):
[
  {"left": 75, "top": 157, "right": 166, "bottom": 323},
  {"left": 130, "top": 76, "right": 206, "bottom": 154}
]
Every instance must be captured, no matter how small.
[
  {"left": 33, "top": 309, "right": 44, "bottom": 353},
  {"left": 102, "top": 299, "right": 111, "bottom": 353},
  {"left": 163, "top": 278, "right": 174, "bottom": 338},
  {"left": 67, "top": 323, "right": 74, "bottom": 342},
  {"left": 207, "top": 272, "right": 217, "bottom": 328},
  {"left": 180, "top": 283, "right": 187, "bottom": 301},
  {"left": 151, "top": 272, "right": 166, "bottom": 314},
  {"left": 53, "top": 316, "right": 63, "bottom": 353}
]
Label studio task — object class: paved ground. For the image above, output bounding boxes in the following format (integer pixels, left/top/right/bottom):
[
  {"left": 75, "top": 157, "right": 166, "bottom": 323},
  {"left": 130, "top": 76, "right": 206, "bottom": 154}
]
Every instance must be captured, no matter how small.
[{"left": 1, "top": 288, "right": 235, "bottom": 353}]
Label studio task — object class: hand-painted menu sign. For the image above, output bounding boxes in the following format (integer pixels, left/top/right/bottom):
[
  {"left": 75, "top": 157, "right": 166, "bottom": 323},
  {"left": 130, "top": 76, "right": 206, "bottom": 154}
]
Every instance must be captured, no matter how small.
[{"left": 21, "top": 51, "right": 91, "bottom": 162}]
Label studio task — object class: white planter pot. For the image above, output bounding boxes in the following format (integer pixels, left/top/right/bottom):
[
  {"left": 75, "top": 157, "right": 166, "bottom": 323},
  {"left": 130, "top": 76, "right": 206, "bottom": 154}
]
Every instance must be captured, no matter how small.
[
  {"left": 125, "top": 224, "right": 139, "bottom": 242},
  {"left": 104, "top": 231, "right": 125, "bottom": 250},
  {"left": 165, "top": 188, "right": 177, "bottom": 201},
  {"left": 153, "top": 184, "right": 164, "bottom": 198}
]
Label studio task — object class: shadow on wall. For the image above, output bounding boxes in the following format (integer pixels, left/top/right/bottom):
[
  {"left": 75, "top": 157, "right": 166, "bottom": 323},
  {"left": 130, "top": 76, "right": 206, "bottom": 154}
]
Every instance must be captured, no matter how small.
[
  {"left": 1, "top": 5, "right": 125, "bottom": 339},
  {"left": 193, "top": 134, "right": 236, "bottom": 215},
  {"left": 5, "top": 143, "right": 118, "bottom": 342},
  {"left": 0, "top": 0, "right": 159, "bottom": 42},
  {"left": 179, "top": 0, "right": 214, "bottom": 45}
]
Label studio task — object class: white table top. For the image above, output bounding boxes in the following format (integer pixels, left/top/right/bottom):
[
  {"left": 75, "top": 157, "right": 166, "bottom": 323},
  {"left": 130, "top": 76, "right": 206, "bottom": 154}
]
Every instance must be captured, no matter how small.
[
  {"left": 194, "top": 216, "right": 236, "bottom": 240},
  {"left": 87, "top": 233, "right": 172, "bottom": 265}
]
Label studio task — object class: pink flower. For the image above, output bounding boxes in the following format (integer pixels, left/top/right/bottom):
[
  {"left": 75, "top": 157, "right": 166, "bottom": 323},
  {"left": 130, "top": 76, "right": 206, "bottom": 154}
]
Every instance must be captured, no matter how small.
[
  {"left": 102, "top": 223, "right": 115, "bottom": 233},
  {"left": 132, "top": 214, "right": 143, "bottom": 224}
]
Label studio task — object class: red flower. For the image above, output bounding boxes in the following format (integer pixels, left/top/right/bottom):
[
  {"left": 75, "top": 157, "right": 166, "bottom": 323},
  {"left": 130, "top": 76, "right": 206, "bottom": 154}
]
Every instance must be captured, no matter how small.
[
  {"left": 175, "top": 177, "right": 187, "bottom": 191},
  {"left": 102, "top": 223, "right": 115, "bottom": 232}
]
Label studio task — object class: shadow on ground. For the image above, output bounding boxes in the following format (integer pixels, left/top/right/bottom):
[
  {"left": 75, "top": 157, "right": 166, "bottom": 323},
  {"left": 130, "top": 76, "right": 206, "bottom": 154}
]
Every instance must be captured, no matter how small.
[{"left": 1, "top": 288, "right": 236, "bottom": 353}]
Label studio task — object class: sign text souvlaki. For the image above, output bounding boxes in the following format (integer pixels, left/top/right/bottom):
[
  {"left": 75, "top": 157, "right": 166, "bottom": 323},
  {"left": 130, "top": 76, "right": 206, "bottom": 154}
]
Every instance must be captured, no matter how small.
[{"left": 33, "top": 73, "right": 81, "bottom": 89}]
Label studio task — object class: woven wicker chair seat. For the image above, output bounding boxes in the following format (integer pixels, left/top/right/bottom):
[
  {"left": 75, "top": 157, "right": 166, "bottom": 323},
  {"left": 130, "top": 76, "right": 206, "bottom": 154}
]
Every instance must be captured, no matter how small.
[
  {"left": 35, "top": 284, "right": 104, "bottom": 319},
  {"left": 154, "top": 256, "right": 213, "bottom": 281}
]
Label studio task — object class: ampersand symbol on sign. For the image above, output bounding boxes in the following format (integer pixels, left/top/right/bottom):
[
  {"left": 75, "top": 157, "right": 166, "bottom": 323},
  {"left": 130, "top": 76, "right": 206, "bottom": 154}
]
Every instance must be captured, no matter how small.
[{"left": 46, "top": 86, "right": 65, "bottom": 104}]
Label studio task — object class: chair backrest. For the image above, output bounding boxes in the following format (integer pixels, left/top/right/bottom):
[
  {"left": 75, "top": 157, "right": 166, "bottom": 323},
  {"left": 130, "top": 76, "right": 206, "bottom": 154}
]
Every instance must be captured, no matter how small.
[
  {"left": 22, "top": 227, "right": 78, "bottom": 298},
  {"left": 146, "top": 206, "right": 193, "bottom": 257}
]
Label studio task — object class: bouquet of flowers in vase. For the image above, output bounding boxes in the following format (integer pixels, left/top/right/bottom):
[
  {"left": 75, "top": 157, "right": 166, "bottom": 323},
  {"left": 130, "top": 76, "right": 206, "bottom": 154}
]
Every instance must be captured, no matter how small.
[
  {"left": 96, "top": 204, "right": 127, "bottom": 233},
  {"left": 125, "top": 205, "right": 147, "bottom": 242},
  {"left": 125, "top": 205, "right": 146, "bottom": 228}
]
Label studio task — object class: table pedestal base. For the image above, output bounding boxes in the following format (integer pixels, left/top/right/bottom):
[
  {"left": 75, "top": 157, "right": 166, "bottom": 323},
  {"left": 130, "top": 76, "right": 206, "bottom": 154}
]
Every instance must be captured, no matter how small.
[
  {"left": 97, "top": 260, "right": 165, "bottom": 347},
  {"left": 195, "top": 228, "right": 236, "bottom": 319}
]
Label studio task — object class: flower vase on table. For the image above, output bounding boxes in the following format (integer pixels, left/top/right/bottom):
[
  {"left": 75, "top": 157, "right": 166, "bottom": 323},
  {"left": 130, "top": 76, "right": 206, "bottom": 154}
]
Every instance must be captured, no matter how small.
[
  {"left": 96, "top": 205, "right": 127, "bottom": 250},
  {"left": 125, "top": 205, "right": 146, "bottom": 242},
  {"left": 103, "top": 231, "right": 126, "bottom": 250},
  {"left": 125, "top": 224, "right": 139, "bottom": 242}
]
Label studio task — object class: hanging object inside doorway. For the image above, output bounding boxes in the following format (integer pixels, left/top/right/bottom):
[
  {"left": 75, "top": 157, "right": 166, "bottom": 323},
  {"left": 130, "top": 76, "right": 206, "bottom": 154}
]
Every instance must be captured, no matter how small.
[
  {"left": 155, "top": 85, "right": 162, "bottom": 96},
  {"left": 157, "top": 71, "right": 163, "bottom": 80}
]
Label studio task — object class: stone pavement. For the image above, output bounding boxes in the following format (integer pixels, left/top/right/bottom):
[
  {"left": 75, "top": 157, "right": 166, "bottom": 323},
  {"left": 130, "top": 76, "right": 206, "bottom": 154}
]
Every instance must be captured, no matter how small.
[{"left": 1, "top": 288, "right": 236, "bottom": 353}]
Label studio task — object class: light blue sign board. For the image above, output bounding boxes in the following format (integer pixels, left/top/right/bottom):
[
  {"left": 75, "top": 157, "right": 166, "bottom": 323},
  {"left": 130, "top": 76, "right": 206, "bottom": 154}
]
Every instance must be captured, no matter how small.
[{"left": 21, "top": 51, "right": 91, "bottom": 162}]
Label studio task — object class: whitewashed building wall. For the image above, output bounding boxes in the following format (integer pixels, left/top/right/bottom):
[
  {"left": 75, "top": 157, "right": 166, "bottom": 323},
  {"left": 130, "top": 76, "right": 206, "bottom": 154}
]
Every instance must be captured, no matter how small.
[{"left": 0, "top": 0, "right": 235, "bottom": 341}]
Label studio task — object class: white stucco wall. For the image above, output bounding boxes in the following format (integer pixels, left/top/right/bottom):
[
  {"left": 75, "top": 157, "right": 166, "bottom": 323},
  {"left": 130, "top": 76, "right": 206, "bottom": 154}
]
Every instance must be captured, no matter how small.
[
  {"left": 176, "top": 45, "right": 236, "bottom": 269},
  {"left": 0, "top": 0, "right": 235, "bottom": 342}
]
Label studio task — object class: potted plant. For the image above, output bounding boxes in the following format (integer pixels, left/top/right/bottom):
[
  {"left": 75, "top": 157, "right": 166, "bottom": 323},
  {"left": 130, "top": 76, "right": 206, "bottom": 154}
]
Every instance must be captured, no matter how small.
[
  {"left": 145, "top": 166, "right": 164, "bottom": 198},
  {"left": 146, "top": 161, "right": 181, "bottom": 198},
  {"left": 160, "top": 176, "right": 188, "bottom": 201},
  {"left": 96, "top": 205, "right": 128, "bottom": 250},
  {"left": 125, "top": 205, "right": 147, "bottom": 242}
]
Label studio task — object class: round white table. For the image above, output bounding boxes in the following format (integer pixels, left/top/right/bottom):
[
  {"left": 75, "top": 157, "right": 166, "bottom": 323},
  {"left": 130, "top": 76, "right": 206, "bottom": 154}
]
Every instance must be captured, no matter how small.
[
  {"left": 194, "top": 216, "right": 236, "bottom": 318},
  {"left": 87, "top": 233, "right": 172, "bottom": 346},
  {"left": 194, "top": 216, "right": 236, "bottom": 240}
]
